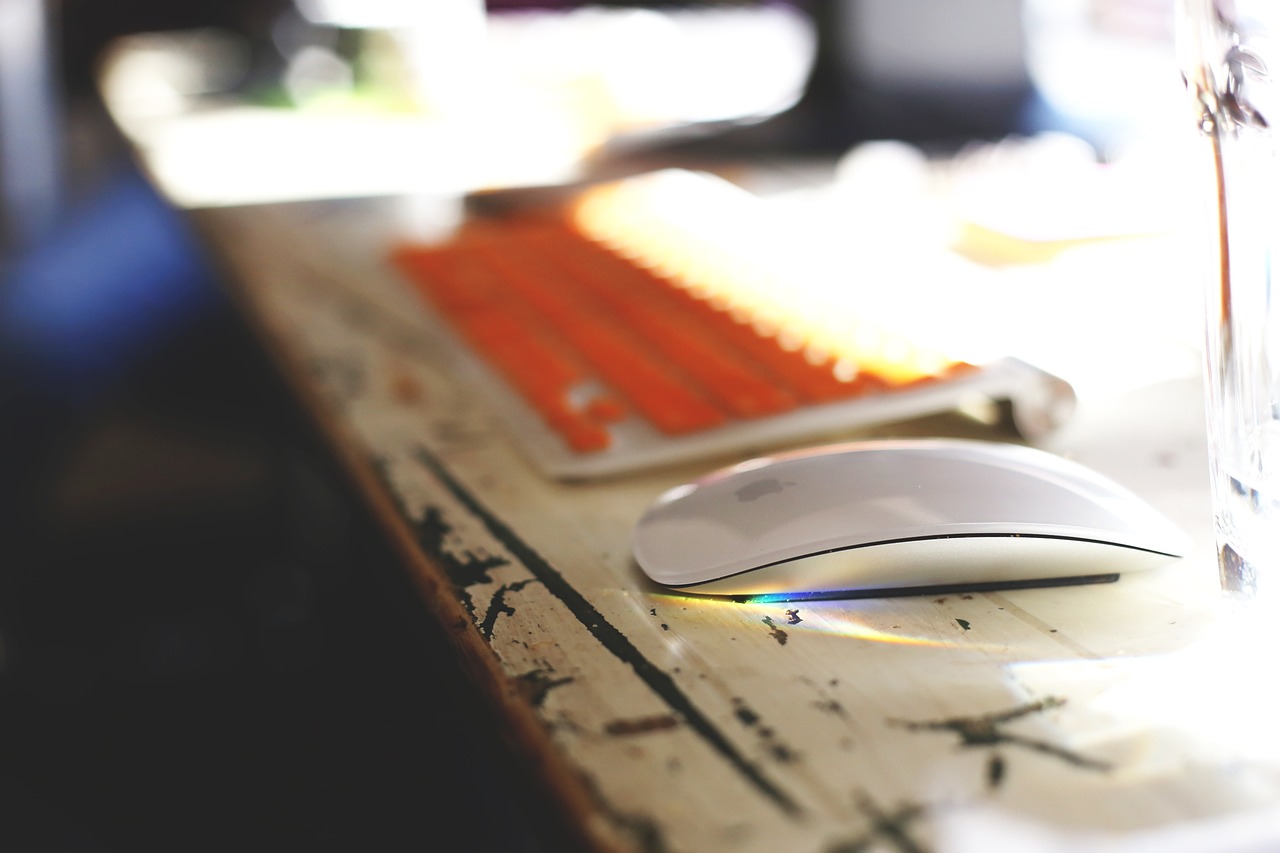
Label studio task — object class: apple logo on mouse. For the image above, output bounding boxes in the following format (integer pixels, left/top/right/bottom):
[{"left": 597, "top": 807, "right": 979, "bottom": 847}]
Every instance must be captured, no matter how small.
[{"left": 735, "top": 479, "right": 794, "bottom": 502}]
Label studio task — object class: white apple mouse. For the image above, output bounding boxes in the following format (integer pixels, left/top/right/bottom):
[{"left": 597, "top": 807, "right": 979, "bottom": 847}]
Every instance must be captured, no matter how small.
[{"left": 631, "top": 438, "right": 1188, "bottom": 598}]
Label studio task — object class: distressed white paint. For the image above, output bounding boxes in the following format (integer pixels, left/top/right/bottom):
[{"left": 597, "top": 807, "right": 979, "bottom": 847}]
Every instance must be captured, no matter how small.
[{"left": 192, "top": 198, "right": 1267, "bottom": 853}]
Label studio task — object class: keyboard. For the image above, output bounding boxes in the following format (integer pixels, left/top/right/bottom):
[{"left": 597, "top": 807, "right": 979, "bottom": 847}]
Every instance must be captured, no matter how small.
[{"left": 391, "top": 169, "right": 1075, "bottom": 479}]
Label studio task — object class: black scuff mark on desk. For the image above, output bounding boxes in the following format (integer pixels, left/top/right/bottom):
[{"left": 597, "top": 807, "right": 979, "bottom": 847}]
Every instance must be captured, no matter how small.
[
  {"left": 956, "top": 618, "right": 971, "bottom": 631},
  {"left": 816, "top": 698, "right": 847, "bottom": 718},
  {"left": 732, "top": 698, "right": 798, "bottom": 764},
  {"left": 888, "top": 697, "right": 1109, "bottom": 790},
  {"left": 605, "top": 714, "right": 681, "bottom": 736},
  {"left": 409, "top": 446, "right": 802, "bottom": 817},
  {"left": 798, "top": 676, "right": 859, "bottom": 752},
  {"left": 987, "top": 753, "right": 1006, "bottom": 789},
  {"left": 396, "top": 497, "right": 509, "bottom": 621},
  {"left": 478, "top": 579, "right": 539, "bottom": 641},
  {"left": 828, "top": 792, "right": 928, "bottom": 853},
  {"left": 515, "top": 666, "right": 574, "bottom": 708},
  {"left": 762, "top": 616, "right": 788, "bottom": 645},
  {"left": 608, "top": 810, "right": 666, "bottom": 853}
]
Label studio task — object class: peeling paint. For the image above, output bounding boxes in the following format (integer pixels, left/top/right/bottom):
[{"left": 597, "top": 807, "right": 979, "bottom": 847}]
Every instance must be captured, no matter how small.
[
  {"left": 405, "top": 504, "right": 508, "bottom": 606},
  {"left": 410, "top": 446, "right": 802, "bottom": 816},
  {"left": 478, "top": 579, "right": 540, "bottom": 640},
  {"left": 888, "top": 697, "right": 1110, "bottom": 788},
  {"left": 828, "top": 793, "right": 927, "bottom": 853},
  {"left": 733, "top": 700, "right": 760, "bottom": 727},
  {"left": 515, "top": 666, "right": 575, "bottom": 707}
]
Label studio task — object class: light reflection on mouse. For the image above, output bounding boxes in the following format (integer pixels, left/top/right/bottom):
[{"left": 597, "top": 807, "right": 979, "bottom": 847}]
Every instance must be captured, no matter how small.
[{"left": 631, "top": 438, "right": 1189, "bottom": 600}]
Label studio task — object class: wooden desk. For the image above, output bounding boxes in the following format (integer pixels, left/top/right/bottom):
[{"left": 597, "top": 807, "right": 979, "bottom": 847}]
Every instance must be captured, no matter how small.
[{"left": 157, "top": 179, "right": 1269, "bottom": 853}]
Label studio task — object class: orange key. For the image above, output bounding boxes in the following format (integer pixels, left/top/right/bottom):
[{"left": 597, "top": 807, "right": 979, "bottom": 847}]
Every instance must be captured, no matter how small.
[
  {"left": 513, "top": 226, "right": 800, "bottom": 419},
  {"left": 476, "top": 246, "right": 729, "bottom": 435},
  {"left": 394, "top": 246, "right": 615, "bottom": 452}
]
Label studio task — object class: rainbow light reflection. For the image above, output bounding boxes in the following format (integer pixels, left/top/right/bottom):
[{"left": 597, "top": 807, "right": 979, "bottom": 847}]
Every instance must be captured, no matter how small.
[{"left": 647, "top": 588, "right": 1004, "bottom": 650}]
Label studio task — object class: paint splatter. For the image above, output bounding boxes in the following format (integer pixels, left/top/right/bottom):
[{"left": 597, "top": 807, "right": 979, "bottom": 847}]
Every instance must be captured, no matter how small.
[
  {"left": 606, "top": 715, "right": 680, "bottom": 736},
  {"left": 478, "top": 579, "right": 540, "bottom": 640},
  {"left": 828, "top": 793, "right": 927, "bottom": 853},
  {"left": 888, "top": 697, "right": 1109, "bottom": 789}
]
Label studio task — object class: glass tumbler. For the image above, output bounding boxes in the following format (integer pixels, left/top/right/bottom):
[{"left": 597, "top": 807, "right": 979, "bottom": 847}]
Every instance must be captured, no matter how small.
[{"left": 1180, "top": 0, "right": 1280, "bottom": 601}]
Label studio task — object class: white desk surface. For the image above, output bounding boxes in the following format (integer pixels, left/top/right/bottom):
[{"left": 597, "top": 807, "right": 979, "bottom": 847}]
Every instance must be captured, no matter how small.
[{"left": 147, "top": 153, "right": 1280, "bottom": 851}]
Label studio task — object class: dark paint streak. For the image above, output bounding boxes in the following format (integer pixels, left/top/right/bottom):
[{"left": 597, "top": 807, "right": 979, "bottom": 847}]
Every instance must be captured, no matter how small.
[
  {"left": 828, "top": 794, "right": 928, "bottom": 853},
  {"left": 733, "top": 698, "right": 799, "bottom": 764},
  {"left": 888, "top": 697, "right": 1110, "bottom": 787},
  {"left": 478, "top": 579, "right": 539, "bottom": 640},
  {"left": 605, "top": 715, "right": 681, "bottom": 736},
  {"left": 814, "top": 698, "right": 847, "bottom": 719},
  {"left": 515, "top": 667, "right": 575, "bottom": 708},
  {"left": 400, "top": 501, "right": 509, "bottom": 619},
  {"left": 610, "top": 811, "right": 667, "bottom": 853},
  {"left": 987, "top": 753, "right": 1005, "bottom": 789},
  {"left": 410, "top": 446, "right": 800, "bottom": 816}
]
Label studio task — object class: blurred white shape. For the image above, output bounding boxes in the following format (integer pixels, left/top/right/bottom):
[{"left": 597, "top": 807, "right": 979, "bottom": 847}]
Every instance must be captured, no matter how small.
[
  {"left": 484, "top": 4, "right": 816, "bottom": 133},
  {"left": 935, "top": 801, "right": 1280, "bottom": 853},
  {"left": 100, "top": 4, "right": 815, "bottom": 208},
  {"left": 1023, "top": 0, "right": 1182, "bottom": 154},
  {"left": 283, "top": 45, "right": 353, "bottom": 104},
  {"left": 295, "top": 0, "right": 482, "bottom": 30},
  {"left": 99, "top": 28, "right": 250, "bottom": 118}
]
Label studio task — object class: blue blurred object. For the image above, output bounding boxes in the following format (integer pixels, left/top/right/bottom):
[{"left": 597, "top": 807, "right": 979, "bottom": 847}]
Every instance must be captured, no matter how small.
[{"left": 0, "top": 164, "right": 221, "bottom": 405}]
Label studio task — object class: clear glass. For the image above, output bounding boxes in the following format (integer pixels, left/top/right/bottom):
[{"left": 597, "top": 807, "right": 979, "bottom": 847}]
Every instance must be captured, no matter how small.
[{"left": 1179, "top": 0, "right": 1280, "bottom": 601}]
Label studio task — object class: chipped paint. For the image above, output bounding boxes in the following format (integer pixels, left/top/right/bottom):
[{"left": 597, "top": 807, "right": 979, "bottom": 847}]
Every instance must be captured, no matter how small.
[
  {"left": 605, "top": 715, "right": 682, "bottom": 736},
  {"left": 828, "top": 794, "right": 928, "bottom": 853},
  {"left": 411, "top": 445, "right": 802, "bottom": 816},
  {"left": 888, "top": 698, "right": 1110, "bottom": 788},
  {"left": 204, "top": 199, "right": 1227, "bottom": 853}
]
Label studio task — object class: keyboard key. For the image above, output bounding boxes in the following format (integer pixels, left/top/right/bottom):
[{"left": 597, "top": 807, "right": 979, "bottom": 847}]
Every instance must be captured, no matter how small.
[{"left": 391, "top": 169, "right": 1074, "bottom": 479}]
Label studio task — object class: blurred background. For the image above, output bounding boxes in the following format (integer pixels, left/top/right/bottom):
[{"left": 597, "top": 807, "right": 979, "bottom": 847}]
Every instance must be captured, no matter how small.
[{"left": 0, "top": 1, "right": 1179, "bottom": 849}]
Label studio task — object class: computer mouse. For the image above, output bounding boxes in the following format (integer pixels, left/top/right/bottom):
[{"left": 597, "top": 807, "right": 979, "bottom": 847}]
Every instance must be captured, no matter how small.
[{"left": 631, "top": 438, "right": 1188, "bottom": 598}]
